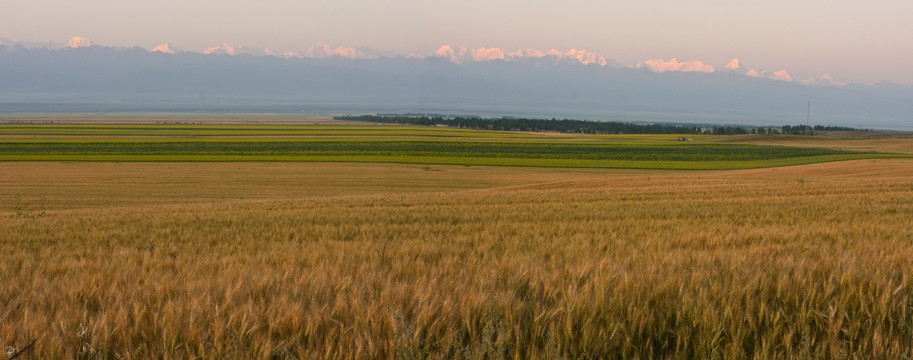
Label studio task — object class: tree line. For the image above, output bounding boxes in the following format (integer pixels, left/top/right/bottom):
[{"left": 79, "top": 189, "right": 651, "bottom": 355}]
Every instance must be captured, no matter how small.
[
  {"left": 335, "top": 115, "right": 705, "bottom": 134},
  {"left": 334, "top": 115, "right": 860, "bottom": 135}
]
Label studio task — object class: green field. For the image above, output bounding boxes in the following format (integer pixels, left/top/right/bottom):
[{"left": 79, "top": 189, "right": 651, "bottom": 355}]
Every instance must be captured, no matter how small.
[
  {"left": 1, "top": 123, "right": 907, "bottom": 169},
  {"left": 0, "top": 123, "right": 543, "bottom": 138}
]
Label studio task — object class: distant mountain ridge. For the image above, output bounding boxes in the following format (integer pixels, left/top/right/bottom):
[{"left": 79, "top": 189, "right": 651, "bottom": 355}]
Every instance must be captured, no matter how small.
[
  {"left": 1, "top": 36, "right": 852, "bottom": 84},
  {"left": 1, "top": 39, "right": 911, "bottom": 130}
]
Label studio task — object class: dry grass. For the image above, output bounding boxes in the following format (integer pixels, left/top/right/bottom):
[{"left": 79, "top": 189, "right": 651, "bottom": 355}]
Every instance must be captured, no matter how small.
[
  {"left": 3, "top": 160, "right": 913, "bottom": 358},
  {"left": 0, "top": 162, "right": 633, "bottom": 211},
  {"left": 709, "top": 132, "right": 913, "bottom": 155}
]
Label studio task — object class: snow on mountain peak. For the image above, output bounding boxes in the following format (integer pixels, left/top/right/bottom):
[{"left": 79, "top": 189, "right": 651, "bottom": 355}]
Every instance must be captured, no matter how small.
[
  {"left": 203, "top": 43, "right": 236, "bottom": 55},
  {"left": 282, "top": 51, "right": 302, "bottom": 59},
  {"left": 746, "top": 68, "right": 794, "bottom": 82},
  {"left": 553, "top": 48, "right": 608, "bottom": 66},
  {"left": 66, "top": 36, "right": 93, "bottom": 48},
  {"left": 433, "top": 45, "right": 608, "bottom": 66},
  {"left": 304, "top": 43, "right": 370, "bottom": 59},
  {"left": 524, "top": 48, "right": 545, "bottom": 58},
  {"left": 818, "top": 73, "right": 846, "bottom": 86},
  {"left": 151, "top": 43, "right": 175, "bottom": 54},
  {"left": 471, "top": 47, "right": 505, "bottom": 61},
  {"left": 799, "top": 73, "right": 847, "bottom": 87},
  {"left": 4, "top": 35, "right": 851, "bottom": 87},
  {"left": 635, "top": 58, "right": 715, "bottom": 73},
  {"left": 770, "top": 70, "right": 793, "bottom": 82},
  {"left": 434, "top": 45, "right": 469, "bottom": 63}
]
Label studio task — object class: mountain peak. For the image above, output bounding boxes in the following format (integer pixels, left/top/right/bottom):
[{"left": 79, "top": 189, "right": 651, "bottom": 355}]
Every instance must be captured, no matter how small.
[
  {"left": 550, "top": 48, "right": 608, "bottom": 66},
  {"left": 304, "top": 43, "right": 369, "bottom": 59},
  {"left": 634, "top": 58, "right": 715, "bottom": 73},
  {"left": 818, "top": 73, "right": 846, "bottom": 86},
  {"left": 203, "top": 43, "right": 236, "bottom": 55},
  {"left": 434, "top": 45, "right": 468, "bottom": 63},
  {"left": 770, "top": 70, "right": 793, "bottom": 82},
  {"left": 433, "top": 45, "right": 608, "bottom": 66},
  {"left": 799, "top": 73, "right": 847, "bottom": 87},
  {"left": 66, "top": 36, "right": 93, "bottom": 48},
  {"left": 151, "top": 43, "right": 175, "bottom": 54},
  {"left": 0, "top": 36, "right": 859, "bottom": 87}
]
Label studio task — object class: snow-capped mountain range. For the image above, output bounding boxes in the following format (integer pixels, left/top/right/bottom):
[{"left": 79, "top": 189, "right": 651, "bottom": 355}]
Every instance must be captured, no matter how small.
[
  {"left": 1, "top": 36, "right": 910, "bottom": 130},
  {"left": 2, "top": 36, "right": 850, "bottom": 87}
]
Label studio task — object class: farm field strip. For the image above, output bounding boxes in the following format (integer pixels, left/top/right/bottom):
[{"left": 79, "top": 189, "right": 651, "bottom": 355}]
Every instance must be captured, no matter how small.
[
  {"left": 0, "top": 139, "right": 858, "bottom": 159},
  {"left": 3, "top": 159, "right": 913, "bottom": 358},
  {"left": 712, "top": 133, "right": 913, "bottom": 155},
  {"left": 2, "top": 123, "right": 907, "bottom": 169},
  {"left": 0, "top": 162, "right": 633, "bottom": 211},
  {"left": 0, "top": 123, "right": 717, "bottom": 140},
  {"left": 0, "top": 124, "right": 550, "bottom": 138},
  {"left": 0, "top": 153, "right": 897, "bottom": 170}
]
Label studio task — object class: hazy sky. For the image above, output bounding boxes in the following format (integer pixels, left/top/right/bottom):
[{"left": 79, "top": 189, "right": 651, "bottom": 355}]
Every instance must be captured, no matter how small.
[{"left": 2, "top": 0, "right": 912, "bottom": 84}]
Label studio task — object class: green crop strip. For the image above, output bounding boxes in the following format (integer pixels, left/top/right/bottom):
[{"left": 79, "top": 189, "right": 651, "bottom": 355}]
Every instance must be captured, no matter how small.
[
  {"left": 0, "top": 140, "right": 852, "bottom": 160},
  {"left": 0, "top": 124, "right": 549, "bottom": 138},
  {"left": 1, "top": 139, "right": 904, "bottom": 169},
  {"left": 3, "top": 124, "right": 908, "bottom": 169}
]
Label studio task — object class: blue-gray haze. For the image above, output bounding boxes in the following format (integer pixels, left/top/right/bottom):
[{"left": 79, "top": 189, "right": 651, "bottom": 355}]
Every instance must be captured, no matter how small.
[{"left": 1, "top": 45, "right": 910, "bottom": 130}]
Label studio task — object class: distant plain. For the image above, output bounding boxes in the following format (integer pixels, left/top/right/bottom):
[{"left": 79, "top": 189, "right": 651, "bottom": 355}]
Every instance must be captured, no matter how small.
[{"left": 2, "top": 119, "right": 909, "bottom": 169}]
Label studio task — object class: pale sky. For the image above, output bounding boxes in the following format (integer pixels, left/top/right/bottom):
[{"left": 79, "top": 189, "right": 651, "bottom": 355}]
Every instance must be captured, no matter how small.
[{"left": 2, "top": 0, "right": 912, "bottom": 84}]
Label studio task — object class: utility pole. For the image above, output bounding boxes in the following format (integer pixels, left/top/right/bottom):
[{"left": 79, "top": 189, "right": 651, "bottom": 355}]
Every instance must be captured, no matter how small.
[{"left": 806, "top": 101, "right": 811, "bottom": 136}]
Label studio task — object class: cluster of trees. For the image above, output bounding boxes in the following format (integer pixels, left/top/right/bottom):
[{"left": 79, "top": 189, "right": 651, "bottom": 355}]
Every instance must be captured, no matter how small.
[
  {"left": 335, "top": 115, "right": 861, "bottom": 136},
  {"left": 336, "top": 115, "right": 704, "bottom": 134},
  {"left": 751, "top": 127, "right": 779, "bottom": 134},
  {"left": 815, "top": 125, "right": 860, "bottom": 131},
  {"left": 779, "top": 125, "right": 862, "bottom": 135},
  {"left": 707, "top": 127, "right": 750, "bottom": 135},
  {"left": 780, "top": 125, "right": 815, "bottom": 135}
]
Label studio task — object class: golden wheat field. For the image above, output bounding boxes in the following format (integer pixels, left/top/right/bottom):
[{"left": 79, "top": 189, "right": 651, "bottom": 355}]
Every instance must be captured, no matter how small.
[{"left": 3, "top": 158, "right": 913, "bottom": 358}]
